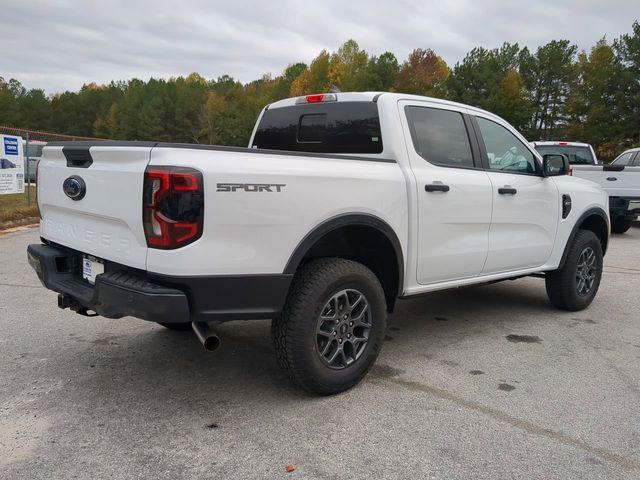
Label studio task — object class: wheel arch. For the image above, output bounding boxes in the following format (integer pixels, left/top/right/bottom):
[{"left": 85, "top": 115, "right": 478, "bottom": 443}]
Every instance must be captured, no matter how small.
[
  {"left": 559, "top": 207, "right": 609, "bottom": 269},
  {"left": 283, "top": 213, "right": 405, "bottom": 311}
]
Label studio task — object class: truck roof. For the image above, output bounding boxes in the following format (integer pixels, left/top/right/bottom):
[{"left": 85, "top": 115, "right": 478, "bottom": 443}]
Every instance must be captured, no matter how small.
[{"left": 267, "top": 92, "right": 502, "bottom": 120}]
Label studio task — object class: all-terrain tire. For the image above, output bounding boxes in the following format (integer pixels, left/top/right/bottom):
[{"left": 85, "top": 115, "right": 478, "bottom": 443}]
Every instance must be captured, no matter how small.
[
  {"left": 611, "top": 218, "right": 632, "bottom": 234},
  {"left": 271, "top": 258, "right": 387, "bottom": 395},
  {"left": 545, "top": 230, "right": 603, "bottom": 311}
]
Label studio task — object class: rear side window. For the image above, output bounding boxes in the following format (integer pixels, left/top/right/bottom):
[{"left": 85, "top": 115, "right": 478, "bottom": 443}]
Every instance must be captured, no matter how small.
[
  {"left": 252, "top": 102, "right": 382, "bottom": 154},
  {"left": 404, "top": 106, "right": 474, "bottom": 168}
]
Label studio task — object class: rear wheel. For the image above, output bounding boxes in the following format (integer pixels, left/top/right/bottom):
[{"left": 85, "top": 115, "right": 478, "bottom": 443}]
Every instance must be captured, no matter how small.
[
  {"left": 271, "top": 258, "right": 387, "bottom": 395},
  {"left": 545, "top": 230, "right": 603, "bottom": 311},
  {"left": 611, "top": 217, "right": 632, "bottom": 234},
  {"left": 157, "top": 322, "right": 192, "bottom": 331}
]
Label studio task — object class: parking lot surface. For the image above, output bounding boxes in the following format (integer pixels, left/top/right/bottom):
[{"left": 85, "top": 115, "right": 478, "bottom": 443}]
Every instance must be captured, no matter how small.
[{"left": 1, "top": 226, "right": 639, "bottom": 479}]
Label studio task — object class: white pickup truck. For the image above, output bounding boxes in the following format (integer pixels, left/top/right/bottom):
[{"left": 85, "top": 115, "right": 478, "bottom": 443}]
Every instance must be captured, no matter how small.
[
  {"left": 532, "top": 141, "right": 640, "bottom": 233},
  {"left": 28, "top": 92, "right": 610, "bottom": 395}
]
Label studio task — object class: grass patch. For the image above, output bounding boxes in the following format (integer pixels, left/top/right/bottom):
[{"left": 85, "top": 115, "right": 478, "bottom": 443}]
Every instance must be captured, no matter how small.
[{"left": 0, "top": 187, "right": 39, "bottom": 230}]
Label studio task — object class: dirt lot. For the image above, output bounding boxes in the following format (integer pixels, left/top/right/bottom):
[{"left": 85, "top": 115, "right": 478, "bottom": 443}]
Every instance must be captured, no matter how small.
[{"left": 1, "top": 226, "right": 639, "bottom": 479}]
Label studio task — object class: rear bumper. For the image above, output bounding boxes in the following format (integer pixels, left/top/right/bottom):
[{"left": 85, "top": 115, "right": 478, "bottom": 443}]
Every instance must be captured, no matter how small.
[
  {"left": 27, "top": 243, "right": 190, "bottom": 323},
  {"left": 609, "top": 197, "right": 640, "bottom": 219},
  {"left": 27, "top": 243, "right": 292, "bottom": 323}
]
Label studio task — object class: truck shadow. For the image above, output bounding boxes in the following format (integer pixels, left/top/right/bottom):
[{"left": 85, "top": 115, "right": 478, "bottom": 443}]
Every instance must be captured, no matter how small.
[
  {"left": 15, "top": 275, "right": 585, "bottom": 474},
  {"left": 61, "top": 277, "right": 556, "bottom": 404}
]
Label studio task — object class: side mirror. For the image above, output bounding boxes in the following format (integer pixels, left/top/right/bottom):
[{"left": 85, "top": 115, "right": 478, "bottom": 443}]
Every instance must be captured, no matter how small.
[{"left": 543, "top": 154, "right": 570, "bottom": 177}]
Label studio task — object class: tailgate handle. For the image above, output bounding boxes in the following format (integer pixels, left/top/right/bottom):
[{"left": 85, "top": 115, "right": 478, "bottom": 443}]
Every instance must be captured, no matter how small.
[
  {"left": 63, "top": 146, "right": 93, "bottom": 168},
  {"left": 606, "top": 177, "right": 617, "bottom": 181}
]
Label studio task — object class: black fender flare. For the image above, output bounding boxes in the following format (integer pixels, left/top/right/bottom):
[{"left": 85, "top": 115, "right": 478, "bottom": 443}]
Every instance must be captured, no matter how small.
[
  {"left": 559, "top": 207, "right": 609, "bottom": 269},
  {"left": 283, "top": 213, "right": 405, "bottom": 296}
]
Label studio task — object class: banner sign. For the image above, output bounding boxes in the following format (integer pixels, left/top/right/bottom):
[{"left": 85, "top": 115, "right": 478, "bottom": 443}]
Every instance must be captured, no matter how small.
[{"left": 0, "top": 134, "right": 25, "bottom": 194}]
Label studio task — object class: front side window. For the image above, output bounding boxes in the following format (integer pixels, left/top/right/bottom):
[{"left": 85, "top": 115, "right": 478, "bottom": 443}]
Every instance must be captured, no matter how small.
[
  {"left": 477, "top": 117, "right": 537, "bottom": 174},
  {"left": 405, "top": 106, "right": 474, "bottom": 168},
  {"left": 612, "top": 151, "right": 634, "bottom": 166}
]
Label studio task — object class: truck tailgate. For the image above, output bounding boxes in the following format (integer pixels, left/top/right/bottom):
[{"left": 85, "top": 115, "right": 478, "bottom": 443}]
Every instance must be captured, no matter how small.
[
  {"left": 38, "top": 143, "right": 154, "bottom": 269},
  {"left": 573, "top": 165, "right": 640, "bottom": 197}
]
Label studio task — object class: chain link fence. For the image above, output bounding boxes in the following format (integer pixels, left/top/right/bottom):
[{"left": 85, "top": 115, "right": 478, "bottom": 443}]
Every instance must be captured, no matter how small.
[{"left": 0, "top": 126, "right": 106, "bottom": 207}]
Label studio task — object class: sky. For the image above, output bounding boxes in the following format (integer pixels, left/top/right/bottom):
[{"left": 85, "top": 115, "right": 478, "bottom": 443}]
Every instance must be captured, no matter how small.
[{"left": 1, "top": 0, "right": 638, "bottom": 94}]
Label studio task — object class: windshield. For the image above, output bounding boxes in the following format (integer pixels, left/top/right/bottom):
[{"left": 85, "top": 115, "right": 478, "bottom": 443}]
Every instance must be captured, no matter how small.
[
  {"left": 534, "top": 145, "right": 596, "bottom": 165},
  {"left": 252, "top": 101, "right": 383, "bottom": 154}
]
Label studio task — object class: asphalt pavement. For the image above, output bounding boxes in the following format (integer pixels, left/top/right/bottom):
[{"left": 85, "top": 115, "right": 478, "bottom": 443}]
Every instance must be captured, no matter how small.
[{"left": 1, "top": 226, "right": 639, "bottom": 479}]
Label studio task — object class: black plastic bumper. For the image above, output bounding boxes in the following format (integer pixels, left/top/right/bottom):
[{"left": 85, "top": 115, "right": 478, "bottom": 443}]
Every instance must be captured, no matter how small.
[
  {"left": 610, "top": 197, "right": 640, "bottom": 220},
  {"left": 28, "top": 243, "right": 190, "bottom": 323},
  {"left": 27, "top": 243, "right": 293, "bottom": 323}
]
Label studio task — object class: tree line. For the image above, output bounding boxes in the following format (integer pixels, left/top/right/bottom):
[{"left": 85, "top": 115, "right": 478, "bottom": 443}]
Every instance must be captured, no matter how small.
[{"left": 1, "top": 21, "right": 638, "bottom": 161}]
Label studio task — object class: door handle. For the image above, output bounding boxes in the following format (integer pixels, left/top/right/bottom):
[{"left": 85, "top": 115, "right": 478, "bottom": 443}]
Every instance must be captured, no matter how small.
[
  {"left": 425, "top": 183, "right": 450, "bottom": 193},
  {"left": 498, "top": 186, "right": 517, "bottom": 195},
  {"left": 606, "top": 177, "right": 617, "bottom": 181}
]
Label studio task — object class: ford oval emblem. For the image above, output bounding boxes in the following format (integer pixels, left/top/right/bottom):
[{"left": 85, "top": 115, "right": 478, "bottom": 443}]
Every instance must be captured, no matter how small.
[{"left": 63, "top": 175, "right": 86, "bottom": 201}]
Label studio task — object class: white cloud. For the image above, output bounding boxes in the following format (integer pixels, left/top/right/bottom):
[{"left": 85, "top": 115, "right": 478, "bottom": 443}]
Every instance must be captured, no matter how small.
[{"left": 1, "top": 0, "right": 637, "bottom": 94}]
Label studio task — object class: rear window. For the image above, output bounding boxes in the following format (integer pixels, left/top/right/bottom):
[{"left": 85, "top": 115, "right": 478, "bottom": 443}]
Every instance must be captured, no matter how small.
[
  {"left": 252, "top": 102, "right": 383, "bottom": 154},
  {"left": 534, "top": 145, "right": 596, "bottom": 165}
]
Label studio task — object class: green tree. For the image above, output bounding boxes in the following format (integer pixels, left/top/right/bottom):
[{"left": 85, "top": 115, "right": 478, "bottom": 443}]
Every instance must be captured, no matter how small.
[
  {"left": 0, "top": 77, "right": 21, "bottom": 126},
  {"left": 200, "top": 91, "right": 228, "bottom": 144},
  {"left": 327, "top": 40, "right": 370, "bottom": 91},
  {"left": 614, "top": 21, "right": 640, "bottom": 145},
  {"left": 519, "top": 40, "right": 578, "bottom": 139},
  {"left": 448, "top": 43, "right": 532, "bottom": 130},
  {"left": 366, "top": 52, "right": 399, "bottom": 91},
  {"left": 290, "top": 50, "right": 331, "bottom": 96},
  {"left": 566, "top": 39, "right": 630, "bottom": 160}
]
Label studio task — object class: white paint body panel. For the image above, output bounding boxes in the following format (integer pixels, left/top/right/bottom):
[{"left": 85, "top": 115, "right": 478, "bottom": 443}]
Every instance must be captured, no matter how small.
[
  {"left": 146, "top": 147, "right": 407, "bottom": 276},
  {"left": 572, "top": 165, "right": 640, "bottom": 198},
  {"left": 38, "top": 145, "right": 151, "bottom": 269},
  {"left": 483, "top": 172, "right": 559, "bottom": 273},
  {"left": 38, "top": 92, "right": 609, "bottom": 300}
]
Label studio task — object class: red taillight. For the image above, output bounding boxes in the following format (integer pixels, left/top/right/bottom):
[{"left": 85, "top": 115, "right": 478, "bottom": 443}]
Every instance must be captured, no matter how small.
[
  {"left": 558, "top": 142, "right": 568, "bottom": 146},
  {"left": 568, "top": 168, "right": 573, "bottom": 176},
  {"left": 143, "top": 166, "right": 204, "bottom": 249}
]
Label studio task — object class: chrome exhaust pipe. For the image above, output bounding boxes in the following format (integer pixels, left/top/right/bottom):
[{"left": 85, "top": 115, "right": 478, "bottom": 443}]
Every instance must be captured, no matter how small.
[{"left": 192, "top": 321, "right": 221, "bottom": 351}]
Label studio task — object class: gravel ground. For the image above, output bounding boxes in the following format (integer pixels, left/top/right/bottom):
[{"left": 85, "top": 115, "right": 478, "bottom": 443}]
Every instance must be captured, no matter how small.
[{"left": 1, "top": 226, "right": 639, "bottom": 479}]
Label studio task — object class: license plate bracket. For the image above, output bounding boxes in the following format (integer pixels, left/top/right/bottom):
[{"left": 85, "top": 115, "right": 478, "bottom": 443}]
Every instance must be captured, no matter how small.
[{"left": 82, "top": 255, "right": 104, "bottom": 285}]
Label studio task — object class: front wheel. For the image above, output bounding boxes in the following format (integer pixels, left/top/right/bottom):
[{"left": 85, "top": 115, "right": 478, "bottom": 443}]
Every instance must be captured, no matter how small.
[
  {"left": 271, "top": 258, "right": 387, "bottom": 395},
  {"left": 545, "top": 230, "right": 603, "bottom": 311},
  {"left": 611, "top": 217, "right": 632, "bottom": 234}
]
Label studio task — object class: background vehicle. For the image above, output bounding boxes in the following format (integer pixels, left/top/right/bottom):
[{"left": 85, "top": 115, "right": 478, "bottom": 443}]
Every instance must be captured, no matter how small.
[
  {"left": 23, "top": 140, "right": 46, "bottom": 183},
  {"left": 28, "top": 92, "right": 609, "bottom": 395},
  {"left": 611, "top": 147, "right": 640, "bottom": 166},
  {"left": 531, "top": 141, "right": 599, "bottom": 165},
  {"left": 532, "top": 142, "right": 639, "bottom": 233}
]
